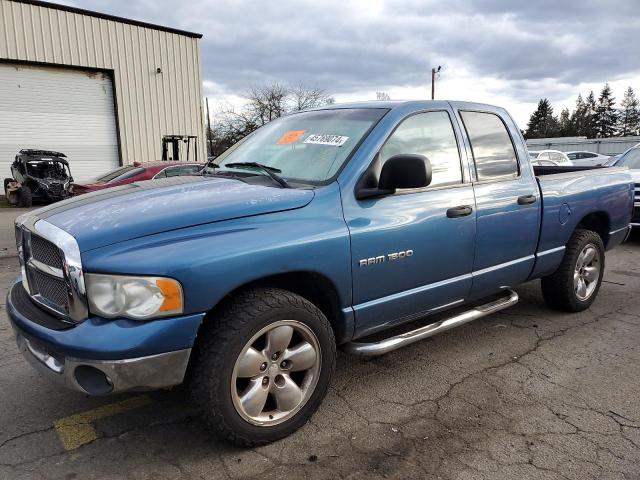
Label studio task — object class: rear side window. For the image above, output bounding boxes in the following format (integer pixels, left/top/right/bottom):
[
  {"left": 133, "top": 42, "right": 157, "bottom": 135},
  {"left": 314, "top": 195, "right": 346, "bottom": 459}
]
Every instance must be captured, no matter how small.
[
  {"left": 380, "top": 111, "right": 463, "bottom": 188},
  {"left": 460, "top": 111, "right": 519, "bottom": 180}
]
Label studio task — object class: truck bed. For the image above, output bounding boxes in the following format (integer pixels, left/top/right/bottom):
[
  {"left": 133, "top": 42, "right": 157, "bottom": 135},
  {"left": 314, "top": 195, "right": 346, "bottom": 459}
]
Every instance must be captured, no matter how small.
[{"left": 530, "top": 165, "right": 632, "bottom": 280}]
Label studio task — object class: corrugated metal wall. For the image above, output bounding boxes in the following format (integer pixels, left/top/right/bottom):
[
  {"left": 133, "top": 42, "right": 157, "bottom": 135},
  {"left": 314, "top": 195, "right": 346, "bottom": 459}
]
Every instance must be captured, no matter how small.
[{"left": 0, "top": 0, "right": 205, "bottom": 165}]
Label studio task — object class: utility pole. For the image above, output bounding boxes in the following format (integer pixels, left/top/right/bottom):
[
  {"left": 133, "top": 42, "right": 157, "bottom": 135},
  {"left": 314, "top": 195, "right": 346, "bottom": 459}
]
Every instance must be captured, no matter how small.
[
  {"left": 205, "top": 97, "right": 212, "bottom": 157},
  {"left": 431, "top": 65, "right": 441, "bottom": 100}
]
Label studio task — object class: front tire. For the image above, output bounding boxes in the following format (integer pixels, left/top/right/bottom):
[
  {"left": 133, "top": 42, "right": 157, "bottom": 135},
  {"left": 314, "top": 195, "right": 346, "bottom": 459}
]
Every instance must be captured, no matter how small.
[
  {"left": 541, "top": 229, "right": 604, "bottom": 312},
  {"left": 18, "top": 186, "right": 32, "bottom": 207},
  {"left": 191, "top": 288, "right": 336, "bottom": 447}
]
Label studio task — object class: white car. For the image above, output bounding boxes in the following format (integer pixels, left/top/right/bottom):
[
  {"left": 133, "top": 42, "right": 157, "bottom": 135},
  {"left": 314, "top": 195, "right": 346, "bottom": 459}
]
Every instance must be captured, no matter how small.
[
  {"left": 528, "top": 150, "right": 573, "bottom": 166},
  {"left": 565, "top": 151, "right": 610, "bottom": 166}
]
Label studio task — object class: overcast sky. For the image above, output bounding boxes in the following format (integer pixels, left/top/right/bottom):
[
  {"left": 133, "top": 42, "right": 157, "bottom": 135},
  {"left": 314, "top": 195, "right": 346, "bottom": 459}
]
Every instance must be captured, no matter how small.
[{"left": 66, "top": 0, "right": 640, "bottom": 127}]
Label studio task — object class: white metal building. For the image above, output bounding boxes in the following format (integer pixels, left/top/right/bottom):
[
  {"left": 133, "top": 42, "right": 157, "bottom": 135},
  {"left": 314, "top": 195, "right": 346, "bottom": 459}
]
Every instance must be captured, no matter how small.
[{"left": 0, "top": 0, "right": 205, "bottom": 181}]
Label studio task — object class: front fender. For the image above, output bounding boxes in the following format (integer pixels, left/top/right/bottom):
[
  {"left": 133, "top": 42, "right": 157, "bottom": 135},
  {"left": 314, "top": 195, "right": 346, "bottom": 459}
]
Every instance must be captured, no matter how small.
[{"left": 81, "top": 183, "right": 352, "bottom": 321}]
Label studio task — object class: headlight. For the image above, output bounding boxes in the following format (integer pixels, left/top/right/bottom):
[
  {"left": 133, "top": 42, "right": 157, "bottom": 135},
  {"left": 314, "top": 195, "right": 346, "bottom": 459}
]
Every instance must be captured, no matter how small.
[{"left": 85, "top": 273, "right": 183, "bottom": 320}]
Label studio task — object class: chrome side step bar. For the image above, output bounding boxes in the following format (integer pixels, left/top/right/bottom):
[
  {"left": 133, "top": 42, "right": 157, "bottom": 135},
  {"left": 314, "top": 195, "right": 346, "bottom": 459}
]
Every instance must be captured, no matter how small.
[{"left": 343, "top": 289, "right": 519, "bottom": 357}]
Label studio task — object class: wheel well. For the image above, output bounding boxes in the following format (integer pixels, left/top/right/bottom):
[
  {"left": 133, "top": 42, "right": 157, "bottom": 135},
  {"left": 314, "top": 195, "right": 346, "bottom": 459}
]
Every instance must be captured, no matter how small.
[
  {"left": 576, "top": 212, "right": 609, "bottom": 246},
  {"left": 202, "top": 272, "right": 348, "bottom": 343}
]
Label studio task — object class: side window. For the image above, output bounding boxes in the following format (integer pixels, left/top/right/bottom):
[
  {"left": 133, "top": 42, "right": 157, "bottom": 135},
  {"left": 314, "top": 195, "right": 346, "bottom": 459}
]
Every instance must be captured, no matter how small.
[
  {"left": 178, "top": 165, "right": 200, "bottom": 176},
  {"left": 584, "top": 153, "right": 596, "bottom": 158},
  {"left": 460, "top": 111, "right": 519, "bottom": 180},
  {"left": 380, "top": 111, "right": 462, "bottom": 188},
  {"left": 165, "top": 167, "right": 181, "bottom": 177},
  {"left": 154, "top": 169, "right": 167, "bottom": 178}
]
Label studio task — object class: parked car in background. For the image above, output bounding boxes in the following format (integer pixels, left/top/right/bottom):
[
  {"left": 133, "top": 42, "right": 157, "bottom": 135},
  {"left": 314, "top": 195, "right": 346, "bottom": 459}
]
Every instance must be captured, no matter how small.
[
  {"left": 566, "top": 151, "right": 611, "bottom": 166},
  {"left": 4, "top": 149, "right": 73, "bottom": 207},
  {"left": 610, "top": 144, "right": 640, "bottom": 226},
  {"left": 529, "top": 150, "right": 573, "bottom": 166},
  {"left": 71, "top": 161, "right": 203, "bottom": 195},
  {"left": 531, "top": 158, "right": 561, "bottom": 167},
  {"left": 8, "top": 100, "right": 632, "bottom": 446}
]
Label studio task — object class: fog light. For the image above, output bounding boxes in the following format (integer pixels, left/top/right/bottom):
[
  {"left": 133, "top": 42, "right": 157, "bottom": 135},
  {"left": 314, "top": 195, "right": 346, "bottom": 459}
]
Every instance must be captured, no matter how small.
[{"left": 74, "top": 365, "right": 113, "bottom": 395}]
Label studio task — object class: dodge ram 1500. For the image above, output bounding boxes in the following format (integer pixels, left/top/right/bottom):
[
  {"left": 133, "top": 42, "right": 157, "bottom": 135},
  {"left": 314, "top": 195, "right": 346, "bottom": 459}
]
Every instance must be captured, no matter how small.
[{"left": 7, "top": 101, "right": 633, "bottom": 446}]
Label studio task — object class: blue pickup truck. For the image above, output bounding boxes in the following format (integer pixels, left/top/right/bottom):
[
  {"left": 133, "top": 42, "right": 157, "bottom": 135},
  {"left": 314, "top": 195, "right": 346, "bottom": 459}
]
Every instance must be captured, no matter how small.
[{"left": 7, "top": 101, "right": 633, "bottom": 446}]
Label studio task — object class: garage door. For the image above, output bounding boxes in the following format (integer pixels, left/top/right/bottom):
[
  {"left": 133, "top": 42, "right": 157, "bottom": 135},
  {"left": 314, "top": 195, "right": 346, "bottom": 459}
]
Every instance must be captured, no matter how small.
[{"left": 0, "top": 63, "right": 120, "bottom": 183}]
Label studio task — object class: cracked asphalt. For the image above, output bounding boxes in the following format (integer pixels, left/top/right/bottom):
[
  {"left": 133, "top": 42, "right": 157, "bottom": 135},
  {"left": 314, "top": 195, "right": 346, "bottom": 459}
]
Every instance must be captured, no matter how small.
[{"left": 1, "top": 207, "right": 639, "bottom": 479}]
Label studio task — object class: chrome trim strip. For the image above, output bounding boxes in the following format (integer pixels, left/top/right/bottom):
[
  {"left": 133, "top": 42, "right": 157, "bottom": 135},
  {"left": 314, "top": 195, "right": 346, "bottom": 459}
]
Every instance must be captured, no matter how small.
[
  {"left": 353, "top": 272, "right": 472, "bottom": 312},
  {"left": 472, "top": 255, "right": 535, "bottom": 277},
  {"left": 610, "top": 225, "right": 632, "bottom": 236},
  {"left": 344, "top": 289, "right": 519, "bottom": 356},
  {"left": 353, "top": 255, "right": 533, "bottom": 313},
  {"left": 536, "top": 246, "right": 565, "bottom": 257}
]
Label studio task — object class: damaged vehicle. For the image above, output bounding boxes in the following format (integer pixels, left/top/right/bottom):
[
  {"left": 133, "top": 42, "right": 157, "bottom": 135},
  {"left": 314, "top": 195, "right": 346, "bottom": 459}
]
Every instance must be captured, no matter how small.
[{"left": 4, "top": 150, "right": 73, "bottom": 207}]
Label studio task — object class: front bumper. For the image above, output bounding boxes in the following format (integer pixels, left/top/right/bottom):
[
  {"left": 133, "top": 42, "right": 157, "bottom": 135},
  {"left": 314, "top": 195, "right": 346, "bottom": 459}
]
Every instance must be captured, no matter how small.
[
  {"left": 7, "top": 281, "right": 205, "bottom": 395},
  {"left": 16, "top": 332, "right": 191, "bottom": 395}
]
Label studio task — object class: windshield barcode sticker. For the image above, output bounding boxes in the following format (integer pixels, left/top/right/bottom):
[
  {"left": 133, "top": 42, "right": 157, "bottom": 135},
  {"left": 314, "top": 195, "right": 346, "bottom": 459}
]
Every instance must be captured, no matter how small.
[{"left": 304, "top": 134, "right": 349, "bottom": 147}]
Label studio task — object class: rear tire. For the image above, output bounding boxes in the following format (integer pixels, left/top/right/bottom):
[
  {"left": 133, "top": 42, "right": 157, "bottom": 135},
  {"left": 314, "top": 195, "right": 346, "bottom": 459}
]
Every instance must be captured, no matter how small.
[
  {"left": 18, "top": 186, "right": 32, "bottom": 207},
  {"left": 541, "top": 229, "right": 604, "bottom": 312},
  {"left": 190, "top": 288, "right": 336, "bottom": 447}
]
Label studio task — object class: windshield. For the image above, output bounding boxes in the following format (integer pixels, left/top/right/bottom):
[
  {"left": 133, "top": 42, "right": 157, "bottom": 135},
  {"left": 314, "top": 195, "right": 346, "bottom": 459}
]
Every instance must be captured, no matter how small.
[
  {"left": 211, "top": 108, "right": 387, "bottom": 184},
  {"left": 94, "top": 165, "right": 144, "bottom": 183},
  {"left": 617, "top": 148, "right": 640, "bottom": 169},
  {"left": 26, "top": 160, "right": 69, "bottom": 179}
]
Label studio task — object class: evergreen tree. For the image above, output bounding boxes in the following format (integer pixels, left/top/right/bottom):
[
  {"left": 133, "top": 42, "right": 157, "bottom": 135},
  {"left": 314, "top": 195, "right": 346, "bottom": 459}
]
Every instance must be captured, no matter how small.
[
  {"left": 583, "top": 91, "right": 598, "bottom": 138},
  {"left": 570, "top": 94, "right": 588, "bottom": 136},
  {"left": 593, "top": 83, "right": 618, "bottom": 138},
  {"left": 525, "top": 99, "right": 559, "bottom": 138},
  {"left": 558, "top": 107, "right": 573, "bottom": 136},
  {"left": 618, "top": 86, "right": 640, "bottom": 136}
]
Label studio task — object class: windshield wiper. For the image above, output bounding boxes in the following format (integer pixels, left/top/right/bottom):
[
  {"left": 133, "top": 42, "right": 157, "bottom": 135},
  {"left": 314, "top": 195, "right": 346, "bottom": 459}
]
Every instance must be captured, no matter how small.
[{"left": 224, "top": 162, "right": 291, "bottom": 188}]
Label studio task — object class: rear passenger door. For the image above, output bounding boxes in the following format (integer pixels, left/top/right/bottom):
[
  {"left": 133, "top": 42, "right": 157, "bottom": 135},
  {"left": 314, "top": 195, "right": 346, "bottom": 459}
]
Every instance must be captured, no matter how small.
[{"left": 456, "top": 109, "right": 541, "bottom": 299}]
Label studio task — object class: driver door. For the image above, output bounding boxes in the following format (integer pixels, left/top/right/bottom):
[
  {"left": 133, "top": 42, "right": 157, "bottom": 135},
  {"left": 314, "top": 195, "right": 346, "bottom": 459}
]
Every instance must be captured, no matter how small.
[{"left": 342, "top": 109, "right": 477, "bottom": 338}]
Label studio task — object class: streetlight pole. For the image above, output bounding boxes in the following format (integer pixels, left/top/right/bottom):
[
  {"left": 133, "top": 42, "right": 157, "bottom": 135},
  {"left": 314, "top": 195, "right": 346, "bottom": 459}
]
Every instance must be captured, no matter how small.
[{"left": 431, "top": 65, "right": 441, "bottom": 100}]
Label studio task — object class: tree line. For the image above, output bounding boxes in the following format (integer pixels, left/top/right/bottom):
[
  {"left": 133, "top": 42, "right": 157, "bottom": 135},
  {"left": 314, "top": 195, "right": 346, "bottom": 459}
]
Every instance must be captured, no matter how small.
[
  {"left": 206, "top": 83, "right": 335, "bottom": 157},
  {"left": 525, "top": 84, "right": 640, "bottom": 139}
]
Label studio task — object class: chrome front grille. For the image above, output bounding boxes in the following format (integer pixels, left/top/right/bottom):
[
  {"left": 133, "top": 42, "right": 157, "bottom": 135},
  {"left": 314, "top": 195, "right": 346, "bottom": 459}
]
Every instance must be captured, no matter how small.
[
  {"left": 29, "top": 268, "right": 68, "bottom": 306},
  {"left": 30, "top": 234, "right": 64, "bottom": 269},
  {"left": 15, "top": 215, "right": 88, "bottom": 323}
]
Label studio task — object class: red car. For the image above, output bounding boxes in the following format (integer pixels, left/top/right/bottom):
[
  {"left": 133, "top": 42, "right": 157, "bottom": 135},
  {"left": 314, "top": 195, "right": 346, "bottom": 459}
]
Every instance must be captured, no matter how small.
[{"left": 71, "top": 161, "right": 203, "bottom": 195}]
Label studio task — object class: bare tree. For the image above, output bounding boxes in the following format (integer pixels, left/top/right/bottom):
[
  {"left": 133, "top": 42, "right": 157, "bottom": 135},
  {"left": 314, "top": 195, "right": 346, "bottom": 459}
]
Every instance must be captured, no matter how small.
[
  {"left": 208, "top": 83, "right": 335, "bottom": 158},
  {"left": 290, "top": 84, "right": 335, "bottom": 111},
  {"left": 245, "top": 82, "right": 290, "bottom": 126},
  {"left": 376, "top": 91, "right": 391, "bottom": 101}
]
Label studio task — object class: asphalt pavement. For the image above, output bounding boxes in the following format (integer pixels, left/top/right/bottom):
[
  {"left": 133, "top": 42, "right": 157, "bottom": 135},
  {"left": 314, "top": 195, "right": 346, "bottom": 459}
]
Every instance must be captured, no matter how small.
[{"left": 1, "top": 206, "right": 639, "bottom": 479}]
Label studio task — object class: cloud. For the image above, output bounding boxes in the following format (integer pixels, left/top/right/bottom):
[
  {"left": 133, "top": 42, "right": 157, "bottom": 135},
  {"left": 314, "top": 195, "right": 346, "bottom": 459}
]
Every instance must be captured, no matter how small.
[{"left": 66, "top": 0, "right": 640, "bottom": 124}]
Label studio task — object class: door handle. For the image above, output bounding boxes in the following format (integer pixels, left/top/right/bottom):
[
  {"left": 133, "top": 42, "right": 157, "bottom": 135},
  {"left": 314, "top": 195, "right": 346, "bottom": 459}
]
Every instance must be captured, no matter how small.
[
  {"left": 446, "top": 205, "right": 473, "bottom": 218},
  {"left": 517, "top": 194, "right": 537, "bottom": 205}
]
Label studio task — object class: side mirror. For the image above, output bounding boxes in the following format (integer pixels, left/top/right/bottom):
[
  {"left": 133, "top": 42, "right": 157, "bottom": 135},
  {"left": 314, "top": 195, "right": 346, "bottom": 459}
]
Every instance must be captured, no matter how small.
[
  {"left": 356, "top": 154, "right": 432, "bottom": 199},
  {"left": 379, "top": 154, "right": 432, "bottom": 190}
]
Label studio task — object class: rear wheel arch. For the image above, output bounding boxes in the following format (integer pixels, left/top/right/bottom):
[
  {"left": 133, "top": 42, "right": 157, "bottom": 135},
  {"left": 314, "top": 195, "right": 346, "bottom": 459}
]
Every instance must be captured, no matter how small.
[{"left": 575, "top": 211, "right": 610, "bottom": 247}]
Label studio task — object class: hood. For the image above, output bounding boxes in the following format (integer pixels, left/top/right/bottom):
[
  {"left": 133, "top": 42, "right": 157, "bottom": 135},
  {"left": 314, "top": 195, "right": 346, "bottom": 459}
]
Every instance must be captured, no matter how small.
[
  {"left": 34, "top": 176, "right": 314, "bottom": 251},
  {"left": 628, "top": 168, "right": 640, "bottom": 184}
]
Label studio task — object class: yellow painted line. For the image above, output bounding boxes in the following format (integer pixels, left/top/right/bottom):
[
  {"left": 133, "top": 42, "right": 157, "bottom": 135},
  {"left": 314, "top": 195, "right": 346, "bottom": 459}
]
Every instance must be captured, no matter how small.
[{"left": 54, "top": 394, "right": 152, "bottom": 450}]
